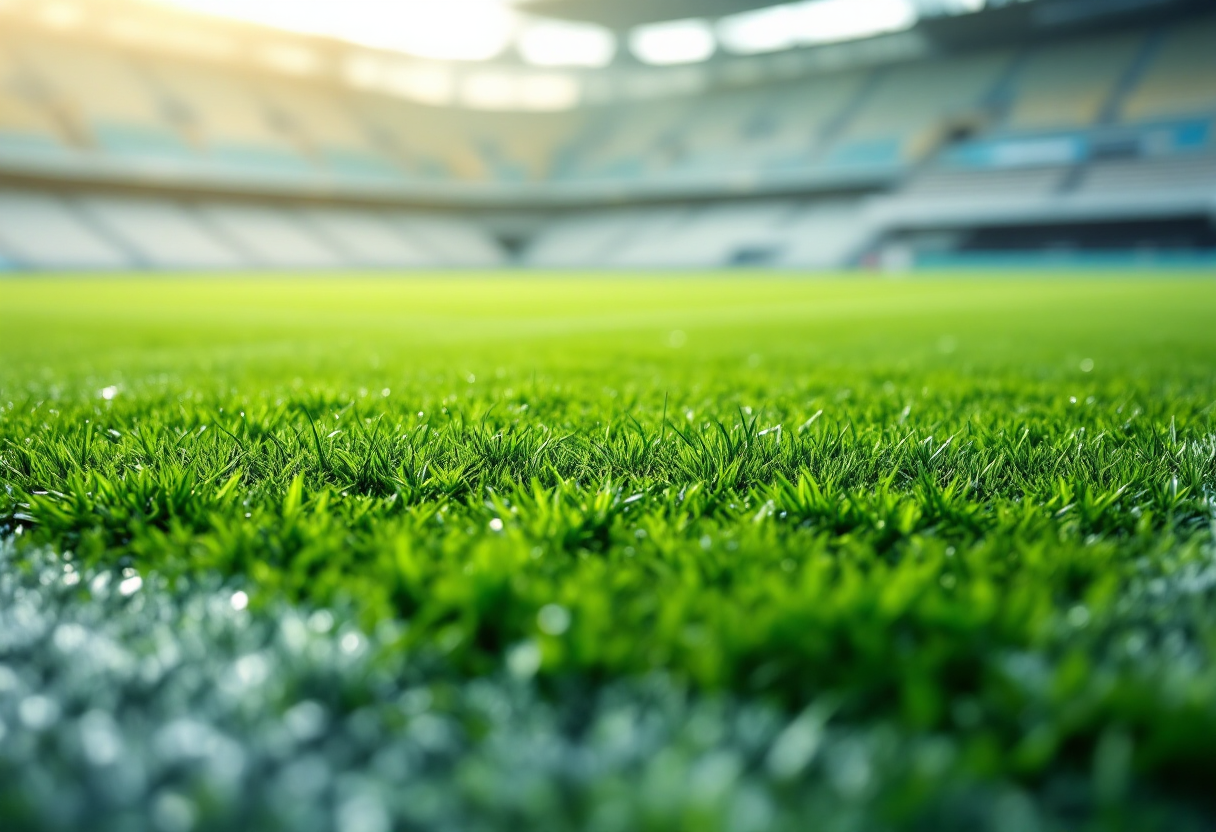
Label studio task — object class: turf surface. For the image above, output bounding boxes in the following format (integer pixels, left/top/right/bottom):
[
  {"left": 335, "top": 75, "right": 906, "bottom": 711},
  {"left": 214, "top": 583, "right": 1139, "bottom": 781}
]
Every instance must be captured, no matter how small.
[{"left": 2, "top": 272, "right": 1216, "bottom": 830}]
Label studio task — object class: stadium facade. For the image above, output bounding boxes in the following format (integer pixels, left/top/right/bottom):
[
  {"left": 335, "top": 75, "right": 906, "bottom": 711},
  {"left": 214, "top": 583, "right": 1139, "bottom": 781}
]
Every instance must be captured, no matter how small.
[{"left": 0, "top": 0, "right": 1212, "bottom": 270}]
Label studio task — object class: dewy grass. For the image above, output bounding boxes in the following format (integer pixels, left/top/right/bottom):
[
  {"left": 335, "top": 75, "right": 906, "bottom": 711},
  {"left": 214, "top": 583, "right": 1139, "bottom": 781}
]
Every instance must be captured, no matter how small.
[{"left": 2, "top": 272, "right": 1216, "bottom": 831}]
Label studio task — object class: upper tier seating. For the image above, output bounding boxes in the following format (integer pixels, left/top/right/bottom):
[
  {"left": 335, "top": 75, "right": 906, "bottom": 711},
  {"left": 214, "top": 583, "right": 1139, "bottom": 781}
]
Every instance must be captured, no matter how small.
[
  {"left": 18, "top": 39, "right": 191, "bottom": 160},
  {"left": 560, "top": 99, "right": 698, "bottom": 180},
  {"left": 0, "top": 88, "right": 66, "bottom": 156},
  {"left": 265, "top": 85, "right": 405, "bottom": 180},
  {"left": 147, "top": 62, "right": 312, "bottom": 176},
  {"left": 1120, "top": 16, "right": 1216, "bottom": 123},
  {"left": 0, "top": 43, "right": 70, "bottom": 157},
  {"left": 1006, "top": 34, "right": 1142, "bottom": 130},
  {"left": 654, "top": 71, "right": 868, "bottom": 177},
  {"left": 826, "top": 52, "right": 1013, "bottom": 168},
  {"left": 750, "top": 72, "right": 870, "bottom": 170},
  {"left": 464, "top": 111, "right": 583, "bottom": 182},
  {"left": 354, "top": 100, "right": 498, "bottom": 182},
  {"left": 659, "top": 86, "right": 787, "bottom": 176},
  {"left": 352, "top": 98, "right": 458, "bottom": 180},
  {"left": 0, "top": 16, "right": 1212, "bottom": 200}
]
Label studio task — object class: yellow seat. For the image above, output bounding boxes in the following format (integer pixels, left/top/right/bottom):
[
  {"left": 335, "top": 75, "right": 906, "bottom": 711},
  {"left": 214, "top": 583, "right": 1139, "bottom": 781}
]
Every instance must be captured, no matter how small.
[
  {"left": 1007, "top": 34, "right": 1141, "bottom": 130},
  {"left": 1121, "top": 18, "right": 1216, "bottom": 122}
]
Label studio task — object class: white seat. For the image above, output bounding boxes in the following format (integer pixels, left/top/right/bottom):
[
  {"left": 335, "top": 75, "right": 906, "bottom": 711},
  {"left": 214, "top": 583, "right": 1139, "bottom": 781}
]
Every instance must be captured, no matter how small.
[
  {"left": 0, "top": 192, "right": 132, "bottom": 269},
  {"left": 77, "top": 197, "right": 246, "bottom": 269}
]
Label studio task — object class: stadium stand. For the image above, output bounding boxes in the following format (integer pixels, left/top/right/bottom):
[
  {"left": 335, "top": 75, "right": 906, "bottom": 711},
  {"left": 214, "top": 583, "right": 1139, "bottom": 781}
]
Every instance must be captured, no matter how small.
[
  {"left": 0, "top": 37, "right": 72, "bottom": 159},
  {"left": 17, "top": 38, "right": 191, "bottom": 163},
  {"left": 0, "top": 191, "right": 131, "bottom": 269},
  {"left": 743, "top": 72, "right": 870, "bottom": 175},
  {"left": 351, "top": 98, "right": 455, "bottom": 180},
  {"left": 527, "top": 210, "right": 657, "bottom": 267},
  {"left": 147, "top": 62, "right": 312, "bottom": 178},
  {"left": 269, "top": 87, "right": 405, "bottom": 182},
  {"left": 607, "top": 202, "right": 802, "bottom": 267},
  {"left": 1079, "top": 153, "right": 1216, "bottom": 199},
  {"left": 298, "top": 208, "right": 437, "bottom": 268},
  {"left": 899, "top": 166, "right": 1068, "bottom": 200},
  {"left": 824, "top": 52, "right": 1014, "bottom": 170},
  {"left": 0, "top": 0, "right": 1211, "bottom": 270},
  {"left": 1120, "top": 18, "right": 1216, "bottom": 123},
  {"left": 526, "top": 199, "right": 877, "bottom": 269},
  {"left": 194, "top": 204, "right": 353, "bottom": 268},
  {"left": 76, "top": 196, "right": 245, "bottom": 269},
  {"left": 560, "top": 98, "right": 700, "bottom": 181},
  {"left": 659, "top": 88, "right": 782, "bottom": 177},
  {"left": 0, "top": 83, "right": 66, "bottom": 158},
  {"left": 1005, "top": 33, "right": 1144, "bottom": 130},
  {"left": 392, "top": 215, "right": 506, "bottom": 266},
  {"left": 777, "top": 201, "right": 878, "bottom": 269},
  {"left": 473, "top": 112, "right": 583, "bottom": 182}
]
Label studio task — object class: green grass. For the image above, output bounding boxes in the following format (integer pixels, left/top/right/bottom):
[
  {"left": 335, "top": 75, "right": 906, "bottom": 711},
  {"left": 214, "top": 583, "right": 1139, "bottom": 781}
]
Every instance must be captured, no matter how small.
[{"left": 2, "top": 272, "right": 1216, "bottom": 831}]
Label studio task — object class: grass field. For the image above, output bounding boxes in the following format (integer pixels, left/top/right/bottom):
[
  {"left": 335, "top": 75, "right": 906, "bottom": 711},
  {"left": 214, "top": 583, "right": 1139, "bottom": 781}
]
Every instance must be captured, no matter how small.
[{"left": 3, "top": 272, "right": 1216, "bottom": 831}]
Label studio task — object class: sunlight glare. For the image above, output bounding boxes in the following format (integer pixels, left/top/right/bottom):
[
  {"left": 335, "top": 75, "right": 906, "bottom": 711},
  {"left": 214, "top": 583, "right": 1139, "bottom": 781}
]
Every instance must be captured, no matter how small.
[
  {"left": 150, "top": 0, "right": 517, "bottom": 61},
  {"left": 629, "top": 18, "right": 716, "bottom": 66},
  {"left": 718, "top": 0, "right": 918, "bottom": 55}
]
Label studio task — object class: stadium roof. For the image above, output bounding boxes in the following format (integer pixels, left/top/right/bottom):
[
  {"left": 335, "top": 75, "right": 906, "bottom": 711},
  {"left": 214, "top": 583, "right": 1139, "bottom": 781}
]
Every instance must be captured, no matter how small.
[
  {"left": 525, "top": 0, "right": 785, "bottom": 29},
  {"left": 3, "top": 0, "right": 1191, "bottom": 112},
  {"left": 138, "top": 0, "right": 1201, "bottom": 66},
  {"left": 146, "top": 0, "right": 995, "bottom": 65}
]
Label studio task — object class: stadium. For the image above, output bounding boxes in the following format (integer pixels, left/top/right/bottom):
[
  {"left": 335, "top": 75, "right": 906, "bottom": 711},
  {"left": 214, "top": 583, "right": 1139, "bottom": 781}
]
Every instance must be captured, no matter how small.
[
  {"left": 1, "top": 0, "right": 1215, "bottom": 829},
  {"left": 0, "top": 0, "right": 1212, "bottom": 268}
]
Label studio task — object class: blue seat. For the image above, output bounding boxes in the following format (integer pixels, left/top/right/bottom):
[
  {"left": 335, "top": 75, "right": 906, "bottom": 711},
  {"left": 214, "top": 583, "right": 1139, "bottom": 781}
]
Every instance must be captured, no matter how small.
[
  {"left": 413, "top": 158, "right": 452, "bottom": 180},
  {"left": 0, "top": 131, "right": 71, "bottom": 158},
  {"left": 490, "top": 161, "right": 529, "bottom": 183},
  {"left": 822, "top": 138, "right": 903, "bottom": 169},
  {"left": 596, "top": 157, "right": 646, "bottom": 180},
  {"left": 93, "top": 123, "right": 195, "bottom": 160},
  {"left": 208, "top": 144, "right": 315, "bottom": 177},
  {"left": 322, "top": 149, "right": 407, "bottom": 181},
  {"left": 761, "top": 153, "right": 815, "bottom": 173}
]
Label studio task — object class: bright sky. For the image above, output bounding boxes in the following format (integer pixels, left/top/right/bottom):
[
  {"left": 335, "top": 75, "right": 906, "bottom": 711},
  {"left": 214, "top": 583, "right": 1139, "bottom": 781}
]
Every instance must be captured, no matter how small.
[{"left": 151, "top": 0, "right": 523, "bottom": 61}]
